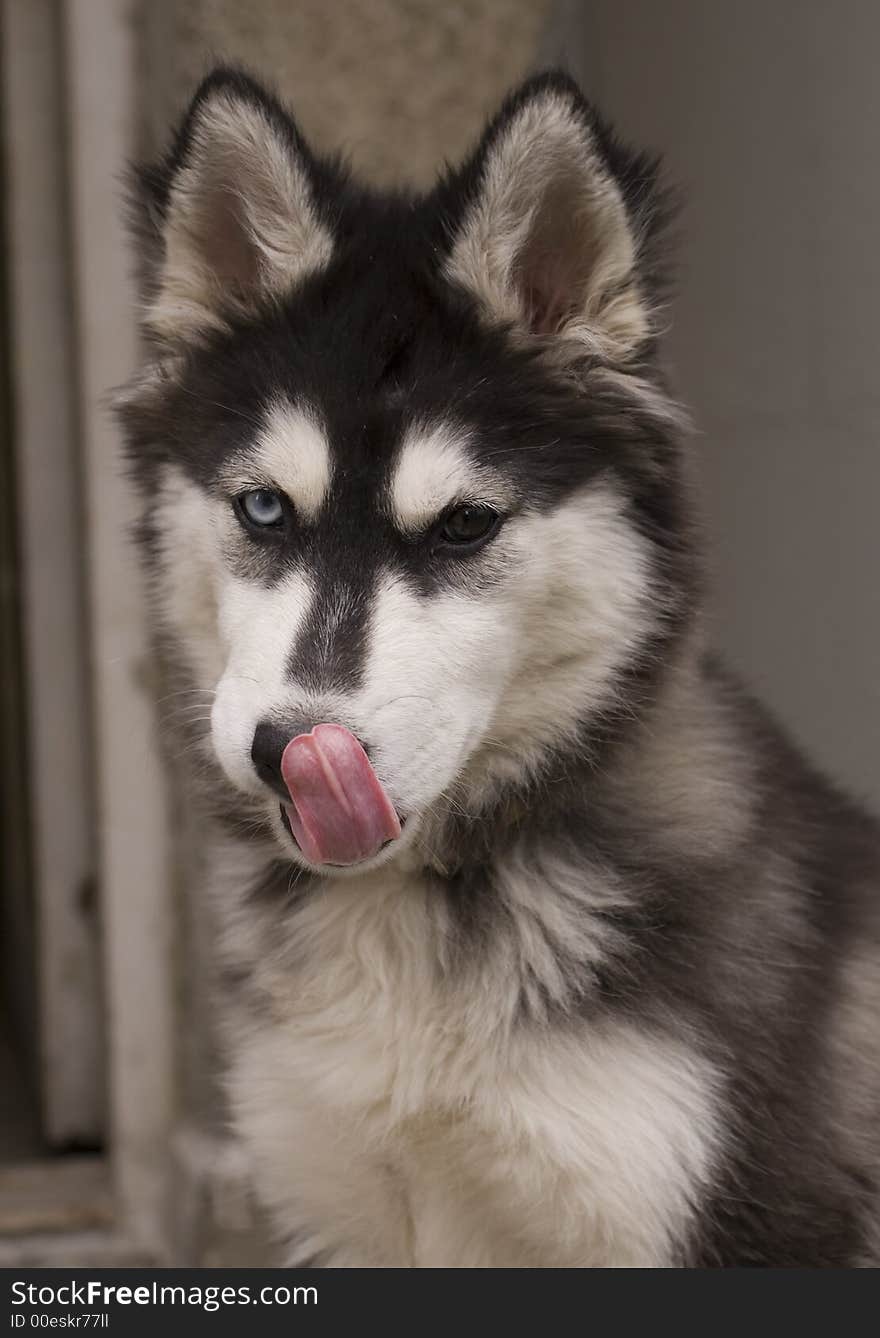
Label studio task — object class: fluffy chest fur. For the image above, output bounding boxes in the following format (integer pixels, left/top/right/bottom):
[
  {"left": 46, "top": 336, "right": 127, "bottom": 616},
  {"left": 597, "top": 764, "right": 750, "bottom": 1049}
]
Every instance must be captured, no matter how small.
[{"left": 220, "top": 850, "right": 721, "bottom": 1267}]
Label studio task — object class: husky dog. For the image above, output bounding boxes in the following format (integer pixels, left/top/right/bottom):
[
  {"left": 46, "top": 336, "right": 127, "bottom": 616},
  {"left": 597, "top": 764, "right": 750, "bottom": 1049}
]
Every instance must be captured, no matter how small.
[{"left": 118, "top": 67, "right": 880, "bottom": 1266}]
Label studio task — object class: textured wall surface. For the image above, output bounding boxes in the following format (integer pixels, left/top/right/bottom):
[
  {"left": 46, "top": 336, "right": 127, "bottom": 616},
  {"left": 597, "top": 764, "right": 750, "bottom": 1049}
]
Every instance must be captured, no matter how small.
[{"left": 139, "top": 0, "right": 553, "bottom": 182}]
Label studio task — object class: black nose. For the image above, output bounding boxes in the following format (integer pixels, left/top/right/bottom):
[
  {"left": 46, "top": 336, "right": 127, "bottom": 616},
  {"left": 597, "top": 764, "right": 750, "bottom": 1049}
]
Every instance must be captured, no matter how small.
[{"left": 251, "top": 719, "right": 309, "bottom": 801}]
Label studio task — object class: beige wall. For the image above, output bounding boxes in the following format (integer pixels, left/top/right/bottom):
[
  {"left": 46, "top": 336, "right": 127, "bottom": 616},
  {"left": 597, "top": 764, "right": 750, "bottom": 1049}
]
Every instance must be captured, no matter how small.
[
  {"left": 138, "top": 0, "right": 553, "bottom": 175},
  {"left": 549, "top": 0, "right": 880, "bottom": 813}
]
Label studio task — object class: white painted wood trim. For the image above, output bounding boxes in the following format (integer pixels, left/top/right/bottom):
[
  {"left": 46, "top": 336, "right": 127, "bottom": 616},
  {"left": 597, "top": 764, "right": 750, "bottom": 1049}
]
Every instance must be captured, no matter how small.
[
  {"left": 60, "top": 0, "right": 174, "bottom": 1257},
  {"left": 0, "top": 0, "right": 103, "bottom": 1145}
]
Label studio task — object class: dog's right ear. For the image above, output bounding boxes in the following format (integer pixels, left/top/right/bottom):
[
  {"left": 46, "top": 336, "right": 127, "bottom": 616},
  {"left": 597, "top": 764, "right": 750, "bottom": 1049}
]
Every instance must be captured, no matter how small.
[{"left": 133, "top": 68, "right": 334, "bottom": 344}]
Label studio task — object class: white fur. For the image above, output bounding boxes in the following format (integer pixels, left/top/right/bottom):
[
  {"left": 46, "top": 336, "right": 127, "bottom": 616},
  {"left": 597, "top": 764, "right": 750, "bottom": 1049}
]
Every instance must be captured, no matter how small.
[
  {"left": 390, "top": 423, "right": 512, "bottom": 532},
  {"left": 153, "top": 465, "right": 225, "bottom": 689},
  {"left": 211, "top": 568, "right": 316, "bottom": 795},
  {"left": 223, "top": 399, "right": 333, "bottom": 522},
  {"left": 221, "top": 484, "right": 651, "bottom": 869},
  {"left": 346, "top": 478, "right": 657, "bottom": 850},
  {"left": 152, "top": 430, "right": 656, "bottom": 872},
  {"left": 475, "top": 482, "right": 657, "bottom": 783},
  {"left": 348, "top": 571, "right": 512, "bottom": 821},
  {"left": 151, "top": 463, "right": 315, "bottom": 795},
  {"left": 217, "top": 838, "right": 720, "bottom": 1267}
]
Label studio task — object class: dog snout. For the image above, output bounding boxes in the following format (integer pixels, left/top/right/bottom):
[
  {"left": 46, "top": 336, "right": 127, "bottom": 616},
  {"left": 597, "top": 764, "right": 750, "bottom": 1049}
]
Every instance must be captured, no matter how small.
[
  {"left": 251, "top": 717, "right": 311, "bottom": 799},
  {"left": 252, "top": 713, "right": 379, "bottom": 804}
]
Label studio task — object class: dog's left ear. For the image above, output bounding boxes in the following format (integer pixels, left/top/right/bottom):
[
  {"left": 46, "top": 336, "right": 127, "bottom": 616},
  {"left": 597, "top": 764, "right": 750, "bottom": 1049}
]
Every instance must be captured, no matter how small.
[
  {"left": 134, "top": 68, "right": 335, "bottom": 344},
  {"left": 443, "top": 73, "right": 665, "bottom": 364}
]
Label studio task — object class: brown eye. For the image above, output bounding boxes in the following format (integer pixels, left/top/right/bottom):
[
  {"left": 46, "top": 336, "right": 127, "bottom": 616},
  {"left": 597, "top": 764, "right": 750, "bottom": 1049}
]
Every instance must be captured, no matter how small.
[{"left": 438, "top": 505, "right": 501, "bottom": 550}]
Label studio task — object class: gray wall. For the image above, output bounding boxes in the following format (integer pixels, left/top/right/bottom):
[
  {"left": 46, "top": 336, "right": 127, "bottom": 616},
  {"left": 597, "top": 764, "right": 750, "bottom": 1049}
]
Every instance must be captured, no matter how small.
[{"left": 553, "top": 0, "right": 880, "bottom": 812}]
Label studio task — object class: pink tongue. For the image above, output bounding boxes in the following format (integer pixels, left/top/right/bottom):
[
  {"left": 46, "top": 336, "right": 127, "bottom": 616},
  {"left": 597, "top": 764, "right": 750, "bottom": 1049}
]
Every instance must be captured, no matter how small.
[{"left": 280, "top": 723, "right": 401, "bottom": 866}]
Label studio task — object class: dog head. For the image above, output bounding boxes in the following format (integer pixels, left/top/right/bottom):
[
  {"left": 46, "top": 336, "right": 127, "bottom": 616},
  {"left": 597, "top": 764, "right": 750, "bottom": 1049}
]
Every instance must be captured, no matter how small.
[{"left": 119, "top": 68, "right": 695, "bottom": 874}]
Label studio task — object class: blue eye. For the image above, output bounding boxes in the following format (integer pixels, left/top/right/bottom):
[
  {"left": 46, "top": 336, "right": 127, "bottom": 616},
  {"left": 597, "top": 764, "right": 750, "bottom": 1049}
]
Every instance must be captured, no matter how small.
[{"left": 237, "top": 489, "right": 284, "bottom": 529}]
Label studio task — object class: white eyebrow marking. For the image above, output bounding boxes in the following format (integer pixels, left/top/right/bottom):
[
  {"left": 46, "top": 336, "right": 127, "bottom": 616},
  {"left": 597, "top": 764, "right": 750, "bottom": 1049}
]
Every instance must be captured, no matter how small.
[
  {"left": 389, "top": 422, "right": 512, "bottom": 533},
  {"left": 226, "top": 399, "right": 333, "bottom": 521}
]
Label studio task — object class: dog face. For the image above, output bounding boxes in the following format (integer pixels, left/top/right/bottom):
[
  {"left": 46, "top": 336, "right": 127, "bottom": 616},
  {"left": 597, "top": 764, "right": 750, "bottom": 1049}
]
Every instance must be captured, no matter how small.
[{"left": 120, "top": 69, "right": 693, "bottom": 873}]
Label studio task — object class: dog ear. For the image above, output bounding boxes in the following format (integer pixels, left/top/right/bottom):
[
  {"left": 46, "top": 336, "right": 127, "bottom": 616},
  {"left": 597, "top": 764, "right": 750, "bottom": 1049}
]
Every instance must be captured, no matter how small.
[
  {"left": 443, "top": 73, "right": 667, "bottom": 365},
  {"left": 134, "top": 68, "right": 334, "bottom": 344}
]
